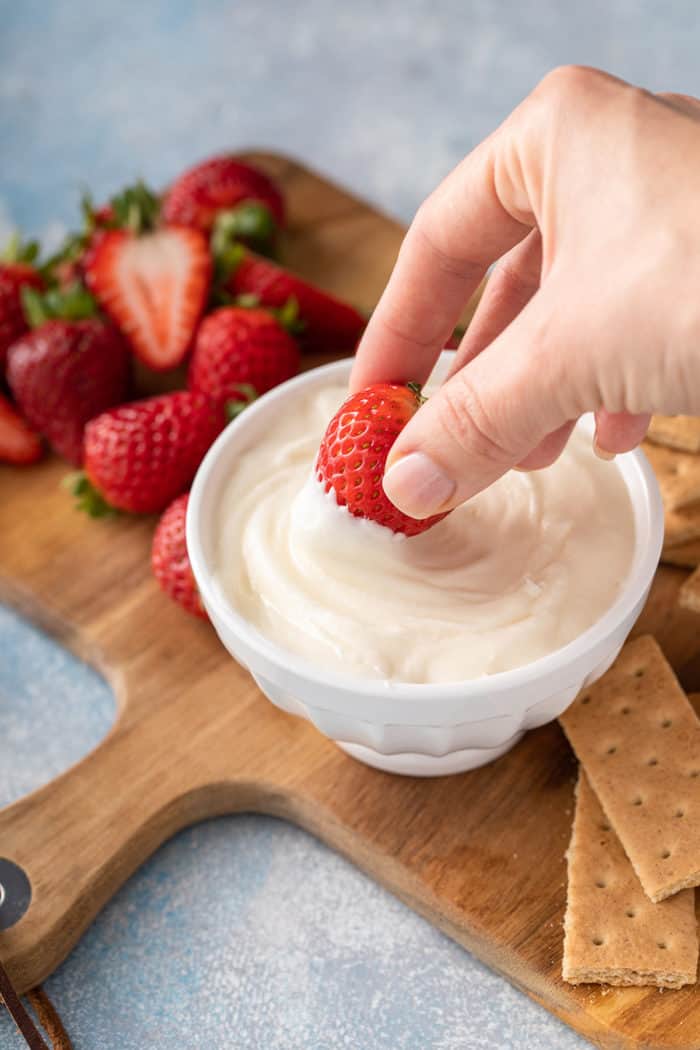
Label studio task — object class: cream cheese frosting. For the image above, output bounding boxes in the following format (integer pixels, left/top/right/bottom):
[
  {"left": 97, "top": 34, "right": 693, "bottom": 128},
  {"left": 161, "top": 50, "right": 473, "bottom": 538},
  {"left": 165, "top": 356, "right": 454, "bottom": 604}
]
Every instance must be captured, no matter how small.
[{"left": 215, "top": 382, "right": 635, "bottom": 684}]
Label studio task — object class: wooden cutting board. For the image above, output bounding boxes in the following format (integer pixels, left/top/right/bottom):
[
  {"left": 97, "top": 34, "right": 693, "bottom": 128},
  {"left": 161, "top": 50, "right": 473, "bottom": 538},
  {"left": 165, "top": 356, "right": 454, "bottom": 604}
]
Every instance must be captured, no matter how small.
[{"left": 2, "top": 152, "right": 700, "bottom": 1050}]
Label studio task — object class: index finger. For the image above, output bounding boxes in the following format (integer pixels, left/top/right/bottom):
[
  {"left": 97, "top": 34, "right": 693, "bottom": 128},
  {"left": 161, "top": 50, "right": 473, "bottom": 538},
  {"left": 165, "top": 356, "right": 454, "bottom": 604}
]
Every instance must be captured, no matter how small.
[{"left": 350, "top": 128, "right": 535, "bottom": 392}]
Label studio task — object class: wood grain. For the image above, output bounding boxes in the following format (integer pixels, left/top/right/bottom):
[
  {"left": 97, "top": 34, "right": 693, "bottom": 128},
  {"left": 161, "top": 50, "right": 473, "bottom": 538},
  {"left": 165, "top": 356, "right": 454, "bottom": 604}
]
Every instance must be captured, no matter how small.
[{"left": 1, "top": 153, "right": 700, "bottom": 1050}]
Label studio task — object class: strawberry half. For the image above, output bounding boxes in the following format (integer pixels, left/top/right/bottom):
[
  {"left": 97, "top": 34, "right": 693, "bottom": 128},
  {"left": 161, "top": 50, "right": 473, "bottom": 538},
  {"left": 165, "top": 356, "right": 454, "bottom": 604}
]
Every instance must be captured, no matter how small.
[
  {"left": 0, "top": 236, "right": 44, "bottom": 369},
  {"left": 162, "top": 155, "right": 285, "bottom": 235},
  {"left": 84, "top": 182, "right": 211, "bottom": 371},
  {"left": 0, "top": 392, "right": 42, "bottom": 465},
  {"left": 316, "top": 383, "right": 448, "bottom": 537},
  {"left": 188, "top": 306, "right": 299, "bottom": 412},
  {"left": 79, "top": 391, "right": 223, "bottom": 514},
  {"left": 6, "top": 285, "right": 130, "bottom": 465},
  {"left": 225, "top": 249, "right": 365, "bottom": 353},
  {"left": 151, "top": 493, "right": 207, "bottom": 619}
]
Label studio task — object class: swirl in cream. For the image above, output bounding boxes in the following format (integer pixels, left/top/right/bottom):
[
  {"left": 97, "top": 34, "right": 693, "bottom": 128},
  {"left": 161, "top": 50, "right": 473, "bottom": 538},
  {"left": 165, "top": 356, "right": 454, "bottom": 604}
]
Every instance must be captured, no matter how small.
[{"left": 215, "top": 382, "right": 634, "bottom": 683}]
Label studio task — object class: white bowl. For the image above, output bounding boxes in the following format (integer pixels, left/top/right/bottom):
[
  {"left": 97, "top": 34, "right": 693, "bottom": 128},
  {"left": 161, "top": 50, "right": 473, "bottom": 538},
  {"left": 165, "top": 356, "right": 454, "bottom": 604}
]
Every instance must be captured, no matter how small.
[{"left": 187, "top": 355, "right": 664, "bottom": 777}]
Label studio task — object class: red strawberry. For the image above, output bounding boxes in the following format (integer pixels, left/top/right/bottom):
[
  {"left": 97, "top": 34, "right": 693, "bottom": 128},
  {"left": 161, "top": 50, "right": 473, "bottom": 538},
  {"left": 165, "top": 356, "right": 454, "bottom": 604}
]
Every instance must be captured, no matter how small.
[
  {"left": 84, "top": 182, "right": 211, "bottom": 371},
  {"left": 162, "top": 155, "right": 285, "bottom": 234},
  {"left": 7, "top": 286, "right": 130, "bottom": 465},
  {"left": 226, "top": 251, "right": 365, "bottom": 353},
  {"left": 188, "top": 307, "right": 299, "bottom": 411},
  {"left": 80, "top": 391, "right": 223, "bottom": 514},
  {"left": 316, "top": 383, "right": 447, "bottom": 537},
  {"left": 151, "top": 493, "right": 207, "bottom": 619},
  {"left": 0, "top": 392, "right": 42, "bottom": 465},
  {"left": 0, "top": 237, "right": 44, "bottom": 368}
]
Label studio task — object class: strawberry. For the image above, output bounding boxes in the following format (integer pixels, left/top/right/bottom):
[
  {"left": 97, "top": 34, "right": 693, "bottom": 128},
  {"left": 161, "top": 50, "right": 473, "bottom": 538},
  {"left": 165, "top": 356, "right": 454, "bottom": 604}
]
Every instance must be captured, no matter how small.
[
  {"left": 315, "top": 383, "right": 448, "bottom": 537},
  {"left": 162, "top": 155, "right": 285, "bottom": 240},
  {"left": 6, "top": 285, "right": 130, "bottom": 465},
  {"left": 84, "top": 182, "right": 211, "bottom": 371},
  {"left": 224, "top": 249, "right": 365, "bottom": 353},
  {"left": 188, "top": 306, "right": 299, "bottom": 412},
  {"left": 77, "top": 391, "right": 223, "bottom": 514},
  {"left": 151, "top": 493, "right": 207, "bottom": 619},
  {"left": 0, "top": 237, "right": 44, "bottom": 369},
  {"left": 0, "top": 392, "right": 42, "bottom": 465}
]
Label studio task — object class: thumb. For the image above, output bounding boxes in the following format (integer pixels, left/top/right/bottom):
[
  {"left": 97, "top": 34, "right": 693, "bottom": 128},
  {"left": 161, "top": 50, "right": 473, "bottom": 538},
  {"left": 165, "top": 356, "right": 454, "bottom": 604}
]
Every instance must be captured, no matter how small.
[{"left": 382, "top": 293, "right": 576, "bottom": 517}]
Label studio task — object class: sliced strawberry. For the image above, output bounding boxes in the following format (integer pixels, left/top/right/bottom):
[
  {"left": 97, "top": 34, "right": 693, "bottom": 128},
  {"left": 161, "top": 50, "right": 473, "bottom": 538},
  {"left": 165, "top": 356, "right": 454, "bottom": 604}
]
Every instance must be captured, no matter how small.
[
  {"left": 0, "top": 392, "right": 43, "bottom": 465},
  {"left": 85, "top": 226, "right": 211, "bottom": 370},
  {"left": 225, "top": 250, "right": 365, "bottom": 353}
]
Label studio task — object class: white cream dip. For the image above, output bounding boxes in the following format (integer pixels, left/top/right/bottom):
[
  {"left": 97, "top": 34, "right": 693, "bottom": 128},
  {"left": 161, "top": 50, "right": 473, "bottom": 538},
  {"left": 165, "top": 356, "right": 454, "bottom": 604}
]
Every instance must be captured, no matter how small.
[{"left": 214, "top": 382, "right": 634, "bottom": 684}]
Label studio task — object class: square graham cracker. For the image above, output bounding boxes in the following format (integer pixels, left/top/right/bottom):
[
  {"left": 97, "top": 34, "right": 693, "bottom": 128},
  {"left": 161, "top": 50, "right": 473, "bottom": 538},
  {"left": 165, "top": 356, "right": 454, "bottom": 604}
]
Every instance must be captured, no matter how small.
[
  {"left": 648, "top": 415, "right": 700, "bottom": 454},
  {"left": 643, "top": 440, "right": 700, "bottom": 512},
  {"left": 559, "top": 636, "right": 700, "bottom": 903},
  {"left": 664, "top": 503, "right": 700, "bottom": 546},
  {"left": 563, "top": 773, "right": 697, "bottom": 988}
]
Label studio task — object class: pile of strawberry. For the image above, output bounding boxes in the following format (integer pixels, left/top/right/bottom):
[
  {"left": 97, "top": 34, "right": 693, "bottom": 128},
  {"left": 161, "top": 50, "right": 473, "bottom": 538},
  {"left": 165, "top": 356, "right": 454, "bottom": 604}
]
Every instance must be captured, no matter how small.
[{"left": 0, "top": 155, "right": 366, "bottom": 618}]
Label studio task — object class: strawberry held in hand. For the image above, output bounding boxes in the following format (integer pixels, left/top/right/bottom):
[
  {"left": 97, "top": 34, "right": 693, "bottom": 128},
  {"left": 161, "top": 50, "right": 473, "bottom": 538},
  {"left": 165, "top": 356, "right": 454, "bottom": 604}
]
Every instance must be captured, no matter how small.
[
  {"left": 151, "top": 493, "right": 206, "bottom": 619},
  {"left": 316, "top": 383, "right": 448, "bottom": 537},
  {"left": 85, "top": 182, "right": 211, "bottom": 371},
  {"left": 188, "top": 306, "right": 299, "bottom": 412},
  {"left": 6, "top": 285, "right": 130, "bottom": 465},
  {"left": 78, "top": 391, "right": 223, "bottom": 514},
  {"left": 0, "top": 236, "right": 44, "bottom": 368}
]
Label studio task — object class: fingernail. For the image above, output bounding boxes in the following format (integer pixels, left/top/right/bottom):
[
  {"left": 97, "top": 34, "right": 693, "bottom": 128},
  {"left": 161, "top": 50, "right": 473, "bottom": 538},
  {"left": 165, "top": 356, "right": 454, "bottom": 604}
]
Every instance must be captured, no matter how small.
[
  {"left": 383, "top": 452, "right": 456, "bottom": 519},
  {"left": 593, "top": 434, "right": 616, "bottom": 461}
]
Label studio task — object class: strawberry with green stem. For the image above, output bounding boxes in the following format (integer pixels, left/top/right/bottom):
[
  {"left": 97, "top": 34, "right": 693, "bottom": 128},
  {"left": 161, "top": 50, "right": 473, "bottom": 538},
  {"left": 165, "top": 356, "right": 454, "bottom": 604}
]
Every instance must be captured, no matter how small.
[
  {"left": 188, "top": 306, "right": 299, "bottom": 414},
  {"left": 0, "top": 235, "right": 44, "bottom": 369},
  {"left": 71, "top": 390, "right": 224, "bottom": 515},
  {"left": 6, "top": 284, "right": 130, "bottom": 465},
  {"left": 213, "top": 239, "right": 365, "bottom": 354},
  {"left": 162, "top": 154, "right": 285, "bottom": 255}
]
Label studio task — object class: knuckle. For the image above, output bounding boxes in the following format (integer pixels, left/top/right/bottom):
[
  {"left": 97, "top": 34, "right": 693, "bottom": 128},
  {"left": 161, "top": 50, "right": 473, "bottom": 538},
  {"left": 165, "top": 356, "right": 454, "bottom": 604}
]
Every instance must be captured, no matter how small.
[
  {"left": 536, "top": 64, "right": 602, "bottom": 101},
  {"left": 439, "top": 372, "right": 515, "bottom": 466}
]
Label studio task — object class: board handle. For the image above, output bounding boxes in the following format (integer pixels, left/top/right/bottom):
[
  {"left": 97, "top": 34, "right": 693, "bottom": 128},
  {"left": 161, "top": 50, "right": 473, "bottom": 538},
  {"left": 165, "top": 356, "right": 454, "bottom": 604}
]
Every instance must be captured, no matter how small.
[{"left": 0, "top": 714, "right": 251, "bottom": 995}]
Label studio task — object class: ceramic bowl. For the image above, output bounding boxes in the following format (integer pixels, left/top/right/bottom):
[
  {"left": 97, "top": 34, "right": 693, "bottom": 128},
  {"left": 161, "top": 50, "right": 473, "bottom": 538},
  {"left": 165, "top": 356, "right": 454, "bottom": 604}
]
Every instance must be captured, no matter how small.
[{"left": 187, "top": 355, "right": 664, "bottom": 776}]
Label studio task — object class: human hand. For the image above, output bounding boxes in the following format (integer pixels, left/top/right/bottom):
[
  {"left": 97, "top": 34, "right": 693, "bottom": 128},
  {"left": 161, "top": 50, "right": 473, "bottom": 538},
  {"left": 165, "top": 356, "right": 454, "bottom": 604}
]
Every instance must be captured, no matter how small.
[{"left": 350, "top": 66, "right": 700, "bottom": 518}]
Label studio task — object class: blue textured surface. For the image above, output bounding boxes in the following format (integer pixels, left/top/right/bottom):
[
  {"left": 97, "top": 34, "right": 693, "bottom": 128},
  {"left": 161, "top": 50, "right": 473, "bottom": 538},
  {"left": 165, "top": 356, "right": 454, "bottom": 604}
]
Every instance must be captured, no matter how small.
[{"left": 2, "top": 3, "right": 698, "bottom": 1046}]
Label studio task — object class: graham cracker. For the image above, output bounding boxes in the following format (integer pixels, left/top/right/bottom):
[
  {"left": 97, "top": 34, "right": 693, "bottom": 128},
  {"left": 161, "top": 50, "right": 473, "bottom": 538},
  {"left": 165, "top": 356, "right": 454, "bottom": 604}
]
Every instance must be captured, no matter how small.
[
  {"left": 648, "top": 415, "right": 700, "bottom": 454},
  {"left": 679, "top": 567, "right": 700, "bottom": 615},
  {"left": 661, "top": 539, "right": 700, "bottom": 568},
  {"left": 642, "top": 440, "right": 700, "bottom": 511},
  {"left": 563, "top": 772, "right": 697, "bottom": 988},
  {"left": 664, "top": 502, "right": 700, "bottom": 547},
  {"left": 559, "top": 635, "right": 700, "bottom": 902}
]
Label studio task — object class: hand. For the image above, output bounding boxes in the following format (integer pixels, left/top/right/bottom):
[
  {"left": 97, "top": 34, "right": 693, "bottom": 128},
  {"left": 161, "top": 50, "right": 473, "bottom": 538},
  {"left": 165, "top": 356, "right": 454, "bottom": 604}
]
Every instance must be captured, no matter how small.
[{"left": 350, "top": 66, "right": 700, "bottom": 519}]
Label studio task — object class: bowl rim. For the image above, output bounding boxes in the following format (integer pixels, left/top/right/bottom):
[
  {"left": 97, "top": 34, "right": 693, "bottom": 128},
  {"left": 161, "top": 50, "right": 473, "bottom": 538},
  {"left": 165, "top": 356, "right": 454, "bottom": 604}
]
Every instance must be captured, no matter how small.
[{"left": 187, "top": 355, "right": 665, "bottom": 701}]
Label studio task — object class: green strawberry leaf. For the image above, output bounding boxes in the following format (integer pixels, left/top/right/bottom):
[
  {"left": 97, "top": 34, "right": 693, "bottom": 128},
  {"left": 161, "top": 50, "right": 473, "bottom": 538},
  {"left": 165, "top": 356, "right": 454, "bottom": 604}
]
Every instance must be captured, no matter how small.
[
  {"left": 22, "top": 282, "right": 100, "bottom": 327},
  {"left": 62, "top": 471, "right": 119, "bottom": 518},
  {"left": 224, "top": 384, "right": 258, "bottom": 421},
  {"left": 109, "top": 180, "right": 161, "bottom": 234},
  {"left": 1, "top": 233, "right": 40, "bottom": 265}
]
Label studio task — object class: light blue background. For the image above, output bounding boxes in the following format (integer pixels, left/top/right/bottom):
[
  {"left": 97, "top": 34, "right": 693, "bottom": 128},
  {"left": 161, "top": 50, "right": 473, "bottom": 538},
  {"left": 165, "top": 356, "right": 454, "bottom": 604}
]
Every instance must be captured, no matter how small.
[{"left": 2, "top": 3, "right": 699, "bottom": 1047}]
